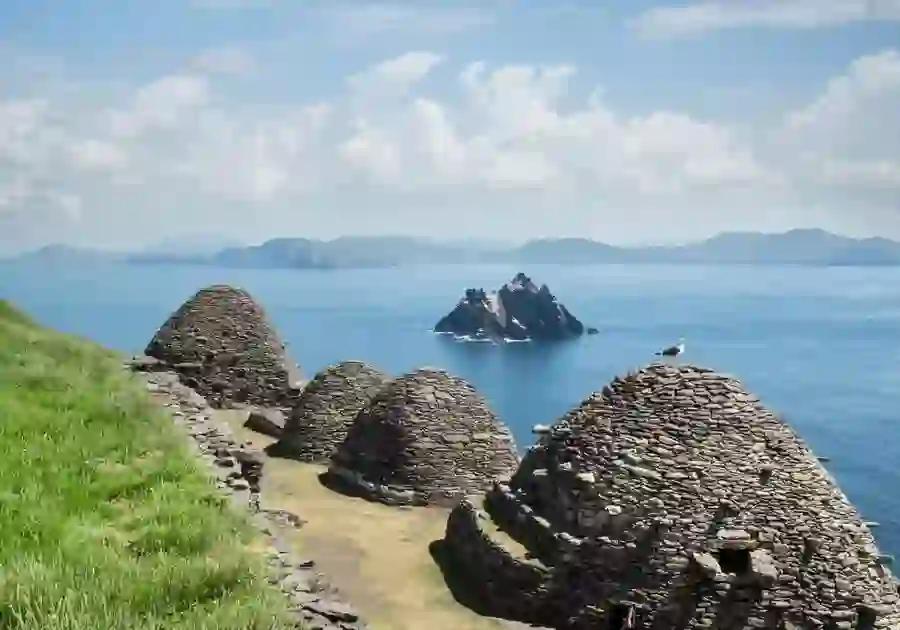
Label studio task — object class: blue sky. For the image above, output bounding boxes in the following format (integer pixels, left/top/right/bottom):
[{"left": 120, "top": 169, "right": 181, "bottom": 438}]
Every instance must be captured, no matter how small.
[{"left": 1, "top": 0, "right": 899, "bottom": 252}]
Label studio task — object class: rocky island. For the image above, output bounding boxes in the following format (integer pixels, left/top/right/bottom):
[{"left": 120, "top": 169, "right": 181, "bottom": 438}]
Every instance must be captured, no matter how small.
[{"left": 433, "top": 272, "right": 598, "bottom": 341}]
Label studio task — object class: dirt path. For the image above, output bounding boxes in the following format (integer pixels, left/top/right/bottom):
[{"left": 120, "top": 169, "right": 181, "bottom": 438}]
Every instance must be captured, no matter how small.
[{"left": 218, "top": 410, "right": 537, "bottom": 630}]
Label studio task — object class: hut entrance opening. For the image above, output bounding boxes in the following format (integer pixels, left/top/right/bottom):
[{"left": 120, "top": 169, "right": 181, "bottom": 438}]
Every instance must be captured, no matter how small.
[
  {"left": 607, "top": 603, "right": 635, "bottom": 630},
  {"left": 716, "top": 547, "right": 751, "bottom": 574}
]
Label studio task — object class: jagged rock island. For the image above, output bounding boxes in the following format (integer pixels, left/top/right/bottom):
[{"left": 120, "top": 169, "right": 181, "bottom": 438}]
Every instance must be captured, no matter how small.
[
  {"left": 142, "top": 284, "right": 304, "bottom": 408},
  {"left": 440, "top": 363, "right": 900, "bottom": 629},
  {"left": 266, "top": 360, "right": 390, "bottom": 464},
  {"left": 323, "top": 367, "right": 520, "bottom": 507},
  {"left": 433, "top": 272, "right": 598, "bottom": 341}
]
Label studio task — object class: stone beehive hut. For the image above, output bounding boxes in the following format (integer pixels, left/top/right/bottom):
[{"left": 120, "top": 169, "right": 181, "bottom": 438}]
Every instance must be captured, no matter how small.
[
  {"left": 324, "top": 367, "right": 520, "bottom": 507},
  {"left": 145, "top": 285, "right": 303, "bottom": 408},
  {"left": 266, "top": 360, "right": 390, "bottom": 464},
  {"left": 443, "top": 363, "right": 900, "bottom": 630}
]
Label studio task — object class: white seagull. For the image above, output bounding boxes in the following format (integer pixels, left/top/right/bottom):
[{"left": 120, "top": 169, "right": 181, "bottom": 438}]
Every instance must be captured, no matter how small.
[{"left": 655, "top": 337, "right": 685, "bottom": 359}]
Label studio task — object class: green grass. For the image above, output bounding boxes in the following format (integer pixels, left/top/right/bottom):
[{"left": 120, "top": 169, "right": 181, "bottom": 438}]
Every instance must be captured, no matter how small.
[{"left": 0, "top": 301, "right": 295, "bottom": 629}]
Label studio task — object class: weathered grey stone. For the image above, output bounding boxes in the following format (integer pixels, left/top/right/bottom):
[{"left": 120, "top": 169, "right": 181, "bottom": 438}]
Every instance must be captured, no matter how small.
[
  {"left": 749, "top": 549, "right": 778, "bottom": 587},
  {"left": 441, "top": 499, "right": 551, "bottom": 623},
  {"left": 441, "top": 362, "right": 900, "bottom": 630},
  {"left": 324, "top": 367, "right": 520, "bottom": 507},
  {"left": 267, "top": 361, "right": 389, "bottom": 464},
  {"left": 144, "top": 285, "right": 303, "bottom": 408},
  {"left": 691, "top": 551, "right": 721, "bottom": 578},
  {"left": 245, "top": 407, "right": 287, "bottom": 438}
]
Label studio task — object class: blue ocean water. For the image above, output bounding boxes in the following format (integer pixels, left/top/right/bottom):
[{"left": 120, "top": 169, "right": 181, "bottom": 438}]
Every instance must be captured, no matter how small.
[{"left": 2, "top": 261, "right": 899, "bottom": 557}]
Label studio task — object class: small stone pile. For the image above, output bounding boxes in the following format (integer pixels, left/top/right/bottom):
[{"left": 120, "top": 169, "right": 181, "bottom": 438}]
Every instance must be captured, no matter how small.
[
  {"left": 133, "top": 367, "right": 368, "bottom": 630},
  {"left": 442, "top": 363, "right": 900, "bottom": 630},
  {"left": 144, "top": 285, "right": 303, "bottom": 408},
  {"left": 324, "top": 367, "right": 520, "bottom": 507},
  {"left": 267, "top": 360, "right": 390, "bottom": 464}
]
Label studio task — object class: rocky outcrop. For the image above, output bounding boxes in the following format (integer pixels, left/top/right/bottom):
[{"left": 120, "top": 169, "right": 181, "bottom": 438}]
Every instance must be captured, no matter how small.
[
  {"left": 433, "top": 272, "right": 597, "bottom": 341},
  {"left": 130, "top": 366, "right": 368, "bottom": 630},
  {"left": 323, "top": 367, "right": 520, "bottom": 507},
  {"left": 144, "top": 284, "right": 303, "bottom": 408},
  {"left": 266, "top": 361, "right": 390, "bottom": 464},
  {"left": 441, "top": 363, "right": 900, "bottom": 629}
]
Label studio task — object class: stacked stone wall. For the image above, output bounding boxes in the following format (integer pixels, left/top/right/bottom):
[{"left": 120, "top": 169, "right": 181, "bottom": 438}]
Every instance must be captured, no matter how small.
[
  {"left": 442, "top": 363, "right": 900, "bottom": 630},
  {"left": 443, "top": 499, "right": 552, "bottom": 623},
  {"left": 144, "top": 285, "right": 302, "bottom": 408},
  {"left": 268, "top": 360, "right": 388, "bottom": 464},
  {"left": 325, "top": 367, "right": 519, "bottom": 507},
  {"left": 484, "top": 483, "right": 578, "bottom": 567}
]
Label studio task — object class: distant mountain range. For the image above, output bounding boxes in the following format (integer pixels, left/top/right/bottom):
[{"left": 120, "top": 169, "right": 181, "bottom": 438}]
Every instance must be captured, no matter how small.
[{"left": 6, "top": 229, "right": 900, "bottom": 268}]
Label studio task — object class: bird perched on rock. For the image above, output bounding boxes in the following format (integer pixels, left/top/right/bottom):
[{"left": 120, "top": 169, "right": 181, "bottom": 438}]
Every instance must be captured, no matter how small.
[{"left": 655, "top": 338, "right": 685, "bottom": 359}]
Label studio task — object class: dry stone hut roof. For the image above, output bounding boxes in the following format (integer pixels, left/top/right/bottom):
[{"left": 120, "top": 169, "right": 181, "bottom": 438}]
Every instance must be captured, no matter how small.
[
  {"left": 497, "top": 362, "right": 900, "bottom": 629},
  {"left": 326, "top": 367, "right": 520, "bottom": 507},
  {"left": 144, "top": 285, "right": 303, "bottom": 408},
  {"left": 266, "top": 360, "right": 390, "bottom": 464}
]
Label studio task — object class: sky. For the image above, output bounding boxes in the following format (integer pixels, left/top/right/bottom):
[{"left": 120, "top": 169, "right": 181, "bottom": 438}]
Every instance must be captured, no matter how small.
[{"left": 1, "top": 0, "right": 899, "bottom": 253}]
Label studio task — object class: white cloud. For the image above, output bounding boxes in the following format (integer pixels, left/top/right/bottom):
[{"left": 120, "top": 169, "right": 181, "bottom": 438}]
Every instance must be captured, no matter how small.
[
  {"left": 0, "top": 99, "right": 50, "bottom": 164},
  {"left": 786, "top": 50, "right": 900, "bottom": 131},
  {"left": 69, "top": 139, "right": 128, "bottom": 172},
  {"left": 335, "top": 58, "right": 770, "bottom": 198},
  {"left": 635, "top": 0, "right": 900, "bottom": 39},
  {"left": 338, "top": 120, "right": 404, "bottom": 186},
  {"left": 347, "top": 52, "right": 445, "bottom": 96},
  {"left": 54, "top": 193, "right": 83, "bottom": 219},
  {"left": 107, "top": 74, "right": 209, "bottom": 138},
  {"left": 190, "top": 46, "right": 255, "bottom": 76},
  {"left": 175, "top": 106, "right": 330, "bottom": 201},
  {"left": 817, "top": 159, "right": 900, "bottom": 189},
  {"left": 779, "top": 50, "right": 900, "bottom": 192},
  {"left": 2, "top": 47, "right": 900, "bottom": 250},
  {"left": 0, "top": 99, "right": 81, "bottom": 218}
]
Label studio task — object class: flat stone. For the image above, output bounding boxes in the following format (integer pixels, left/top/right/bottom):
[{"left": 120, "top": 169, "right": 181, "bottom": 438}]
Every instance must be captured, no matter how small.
[
  {"left": 691, "top": 552, "right": 721, "bottom": 578},
  {"left": 716, "top": 529, "right": 751, "bottom": 541},
  {"left": 244, "top": 407, "right": 286, "bottom": 438},
  {"left": 621, "top": 463, "right": 662, "bottom": 480},
  {"left": 304, "top": 600, "right": 360, "bottom": 622}
]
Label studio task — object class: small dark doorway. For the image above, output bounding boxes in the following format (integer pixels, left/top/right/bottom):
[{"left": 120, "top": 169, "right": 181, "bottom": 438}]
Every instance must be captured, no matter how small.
[
  {"left": 716, "top": 548, "right": 751, "bottom": 574},
  {"left": 856, "top": 606, "right": 877, "bottom": 630},
  {"left": 608, "top": 603, "right": 635, "bottom": 630}
]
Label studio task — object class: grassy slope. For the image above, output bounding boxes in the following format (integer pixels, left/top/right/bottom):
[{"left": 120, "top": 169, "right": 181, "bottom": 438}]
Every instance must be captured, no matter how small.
[{"left": 0, "top": 301, "right": 293, "bottom": 630}]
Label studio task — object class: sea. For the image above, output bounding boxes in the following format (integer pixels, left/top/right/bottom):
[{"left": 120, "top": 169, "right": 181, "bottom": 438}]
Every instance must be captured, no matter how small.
[{"left": 1, "top": 261, "right": 899, "bottom": 558}]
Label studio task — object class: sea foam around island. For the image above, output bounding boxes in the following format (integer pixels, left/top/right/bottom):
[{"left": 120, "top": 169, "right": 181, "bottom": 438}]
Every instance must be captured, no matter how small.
[{"left": 433, "top": 330, "right": 532, "bottom": 344}]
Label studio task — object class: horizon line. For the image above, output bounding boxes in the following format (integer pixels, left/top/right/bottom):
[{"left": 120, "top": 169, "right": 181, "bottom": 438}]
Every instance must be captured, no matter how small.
[{"left": 14, "top": 226, "right": 891, "bottom": 255}]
